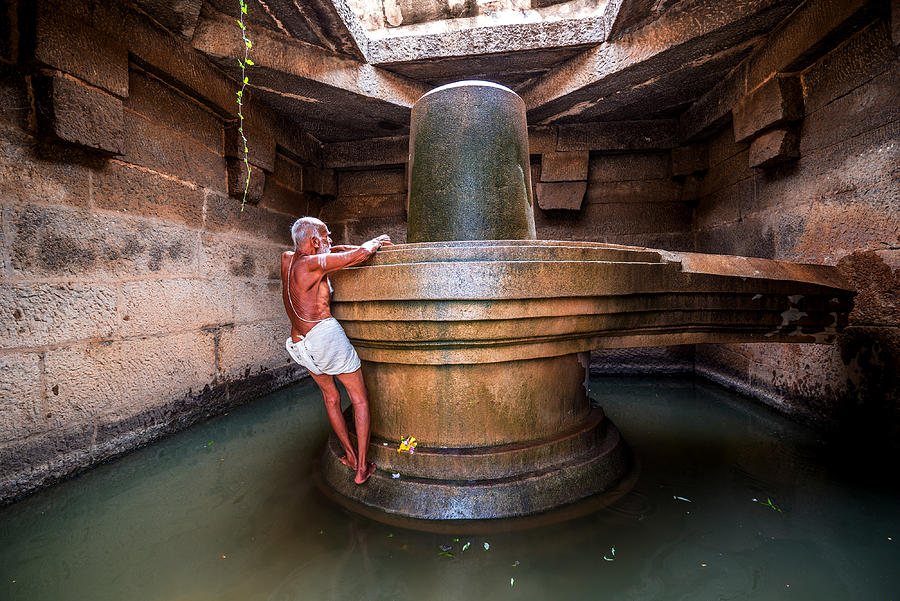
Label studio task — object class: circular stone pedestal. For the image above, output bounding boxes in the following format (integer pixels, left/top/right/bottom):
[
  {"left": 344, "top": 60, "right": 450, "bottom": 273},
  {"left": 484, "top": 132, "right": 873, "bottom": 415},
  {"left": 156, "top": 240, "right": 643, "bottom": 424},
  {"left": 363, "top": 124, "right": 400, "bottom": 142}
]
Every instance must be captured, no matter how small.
[{"left": 319, "top": 352, "right": 634, "bottom": 521}]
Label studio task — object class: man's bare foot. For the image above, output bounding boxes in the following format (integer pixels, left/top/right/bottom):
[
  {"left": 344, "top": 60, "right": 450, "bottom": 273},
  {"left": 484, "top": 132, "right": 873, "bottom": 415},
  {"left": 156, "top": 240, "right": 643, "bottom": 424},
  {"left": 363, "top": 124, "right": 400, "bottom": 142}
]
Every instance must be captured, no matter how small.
[
  {"left": 339, "top": 454, "right": 357, "bottom": 470},
  {"left": 354, "top": 461, "right": 376, "bottom": 485}
]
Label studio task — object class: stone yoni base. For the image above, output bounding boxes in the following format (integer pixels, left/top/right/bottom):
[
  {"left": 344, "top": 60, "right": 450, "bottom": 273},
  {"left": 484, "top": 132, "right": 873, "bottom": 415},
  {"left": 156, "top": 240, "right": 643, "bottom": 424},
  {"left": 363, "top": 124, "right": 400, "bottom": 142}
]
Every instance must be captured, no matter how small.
[{"left": 319, "top": 407, "right": 634, "bottom": 521}]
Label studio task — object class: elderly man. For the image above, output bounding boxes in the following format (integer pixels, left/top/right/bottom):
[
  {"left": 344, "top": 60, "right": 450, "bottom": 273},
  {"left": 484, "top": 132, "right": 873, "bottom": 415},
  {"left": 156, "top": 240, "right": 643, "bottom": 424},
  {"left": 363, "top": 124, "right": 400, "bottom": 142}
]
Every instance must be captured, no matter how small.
[{"left": 281, "top": 217, "right": 391, "bottom": 484}]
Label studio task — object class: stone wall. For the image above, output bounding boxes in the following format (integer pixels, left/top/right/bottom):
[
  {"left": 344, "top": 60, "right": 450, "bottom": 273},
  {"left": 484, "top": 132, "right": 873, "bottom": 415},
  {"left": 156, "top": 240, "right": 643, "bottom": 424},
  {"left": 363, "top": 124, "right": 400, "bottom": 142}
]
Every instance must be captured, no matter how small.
[
  {"left": 0, "top": 0, "right": 332, "bottom": 504},
  {"left": 690, "top": 15, "right": 900, "bottom": 440}
]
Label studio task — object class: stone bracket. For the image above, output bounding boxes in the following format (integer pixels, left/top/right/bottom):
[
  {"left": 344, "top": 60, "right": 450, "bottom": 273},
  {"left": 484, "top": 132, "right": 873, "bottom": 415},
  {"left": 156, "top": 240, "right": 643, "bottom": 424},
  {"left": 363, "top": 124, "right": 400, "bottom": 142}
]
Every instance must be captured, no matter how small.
[
  {"left": 733, "top": 73, "right": 804, "bottom": 143},
  {"left": 226, "top": 158, "right": 265, "bottom": 204},
  {"left": 33, "top": 72, "right": 125, "bottom": 155},
  {"left": 748, "top": 128, "right": 801, "bottom": 169},
  {"left": 535, "top": 181, "right": 587, "bottom": 211}
]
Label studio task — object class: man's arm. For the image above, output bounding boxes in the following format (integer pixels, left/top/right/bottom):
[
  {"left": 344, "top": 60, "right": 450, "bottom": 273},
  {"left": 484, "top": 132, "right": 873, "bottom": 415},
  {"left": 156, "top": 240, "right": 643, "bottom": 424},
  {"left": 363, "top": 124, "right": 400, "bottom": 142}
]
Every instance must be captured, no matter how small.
[
  {"left": 310, "top": 235, "right": 392, "bottom": 274},
  {"left": 330, "top": 245, "right": 358, "bottom": 252}
]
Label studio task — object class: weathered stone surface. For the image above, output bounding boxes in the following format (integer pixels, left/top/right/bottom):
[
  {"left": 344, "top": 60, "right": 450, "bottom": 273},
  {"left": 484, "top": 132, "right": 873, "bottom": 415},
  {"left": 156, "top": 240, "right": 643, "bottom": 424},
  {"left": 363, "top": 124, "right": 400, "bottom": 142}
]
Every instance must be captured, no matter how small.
[
  {"left": 232, "top": 281, "right": 285, "bottom": 323},
  {"left": 123, "top": 110, "right": 226, "bottom": 192},
  {"left": 43, "top": 332, "right": 217, "bottom": 428},
  {"left": 322, "top": 136, "right": 409, "bottom": 168},
  {"left": 838, "top": 250, "right": 900, "bottom": 326},
  {"left": 535, "top": 181, "right": 587, "bottom": 210},
  {"left": 802, "top": 18, "right": 896, "bottom": 115},
  {"left": 584, "top": 179, "right": 683, "bottom": 204},
  {"left": 198, "top": 234, "right": 284, "bottom": 281},
  {"left": 588, "top": 152, "right": 670, "bottom": 182},
  {"left": 732, "top": 74, "right": 803, "bottom": 143},
  {"left": 694, "top": 213, "right": 775, "bottom": 259},
  {"left": 0, "top": 283, "right": 119, "bottom": 349},
  {"left": 320, "top": 193, "right": 406, "bottom": 222},
  {"left": 303, "top": 165, "right": 338, "bottom": 196},
  {"left": 748, "top": 128, "right": 800, "bottom": 168},
  {"left": 557, "top": 120, "right": 677, "bottom": 152},
  {"left": 7, "top": 204, "right": 200, "bottom": 279},
  {"left": 224, "top": 104, "right": 277, "bottom": 173},
  {"left": 0, "top": 353, "right": 45, "bottom": 441},
  {"left": 528, "top": 125, "right": 557, "bottom": 154},
  {"left": 338, "top": 168, "right": 406, "bottom": 196},
  {"left": 540, "top": 151, "right": 589, "bottom": 182},
  {"left": 92, "top": 160, "right": 206, "bottom": 226},
  {"left": 260, "top": 179, "right": 304, "bottom": 216},
  {"left": 0, "top": 67, "right": 30, "bottom": 131},
  {"left": 133, "top": 0, "right": 203, "bottom": 39},
  {"left": 0, "top": 133, "right": 93, "bottom": 208},
  {"left": 33, "top": 74, "right": 125, "bottom": 155},
  {"left": 271, "top": 153, "right": 303, "bottom": 192},
  {"left": 671, "top": 143, "right": 709, "bottom": 177},
  {"left": 126, "top": 67, "right": 224, "bottom": 155},
  {"left": 34, "top": 3, "right": 128, "bottom": 97},
  {"left": 227, "top": 159, "right": 266, "bottom": 204},
  {"left": 217, "top": 321, "right": 291, "bottom": 380},
  {"left": 203, "top": 191, "right": 296, "bottom": 245},
  {"left": 591, "top": 345, "right": 695, "bottom": 375},
  {"left": 119, "top": 279, "right": 234, "bottom": 337},
  {"left": 893, "top": 0, "right": 900, "bottom": 45}
]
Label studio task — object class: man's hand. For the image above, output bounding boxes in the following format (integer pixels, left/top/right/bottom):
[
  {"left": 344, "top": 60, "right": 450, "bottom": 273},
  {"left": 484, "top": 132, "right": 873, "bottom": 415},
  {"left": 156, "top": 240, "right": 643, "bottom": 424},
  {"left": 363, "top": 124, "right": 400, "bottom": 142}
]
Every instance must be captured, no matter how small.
[{"left": 362, "top": 235, "right": 393, "bottom": 253}]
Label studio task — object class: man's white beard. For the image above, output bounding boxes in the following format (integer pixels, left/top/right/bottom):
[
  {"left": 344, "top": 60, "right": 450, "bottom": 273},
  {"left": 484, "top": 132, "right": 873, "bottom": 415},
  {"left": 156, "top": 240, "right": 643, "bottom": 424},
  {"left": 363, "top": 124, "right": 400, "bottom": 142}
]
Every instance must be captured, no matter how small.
[{"left": 320, "top": 242, "right": 331, "bottom": 254}]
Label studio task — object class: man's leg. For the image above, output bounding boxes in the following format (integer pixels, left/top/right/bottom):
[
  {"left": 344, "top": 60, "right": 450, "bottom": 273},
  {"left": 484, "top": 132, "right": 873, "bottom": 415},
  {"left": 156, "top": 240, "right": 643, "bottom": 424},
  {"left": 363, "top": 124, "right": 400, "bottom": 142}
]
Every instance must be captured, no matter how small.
[
  {"left": 310, "top": 371, "right": 357, "bottom": 470},
  {"left": 336, "top": 368, "right": 375, "bottom": 484}
]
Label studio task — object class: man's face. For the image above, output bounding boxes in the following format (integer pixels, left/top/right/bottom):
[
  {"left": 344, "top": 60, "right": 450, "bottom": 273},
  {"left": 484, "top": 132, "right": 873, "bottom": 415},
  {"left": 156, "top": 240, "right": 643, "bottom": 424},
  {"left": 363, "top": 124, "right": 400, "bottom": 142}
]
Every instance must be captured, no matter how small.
[{"left": 315, "top": 227, "right": 332, "bottom": 254}]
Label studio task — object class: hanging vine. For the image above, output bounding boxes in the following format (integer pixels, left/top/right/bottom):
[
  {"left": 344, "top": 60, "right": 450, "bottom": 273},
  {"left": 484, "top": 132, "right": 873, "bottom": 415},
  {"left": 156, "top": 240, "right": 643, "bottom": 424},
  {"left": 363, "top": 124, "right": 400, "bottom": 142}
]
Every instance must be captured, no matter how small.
[{"left": 236, "top": 0, "right": 254, "bottom": 209}]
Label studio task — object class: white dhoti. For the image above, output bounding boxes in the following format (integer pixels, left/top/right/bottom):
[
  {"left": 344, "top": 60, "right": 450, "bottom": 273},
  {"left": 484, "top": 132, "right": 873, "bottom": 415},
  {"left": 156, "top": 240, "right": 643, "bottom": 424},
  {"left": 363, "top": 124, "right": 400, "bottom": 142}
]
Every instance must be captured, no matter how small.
[{"left": 285, "top": 318, "right": 361, "bottom": 376}]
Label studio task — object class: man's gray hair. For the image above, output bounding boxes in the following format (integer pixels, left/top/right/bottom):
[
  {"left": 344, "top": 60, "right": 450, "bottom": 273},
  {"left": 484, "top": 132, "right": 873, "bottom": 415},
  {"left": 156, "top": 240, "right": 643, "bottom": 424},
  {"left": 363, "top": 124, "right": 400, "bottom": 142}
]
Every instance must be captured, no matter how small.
[{"left": 291, "top": 217, "right": 326, "bottom": 249}]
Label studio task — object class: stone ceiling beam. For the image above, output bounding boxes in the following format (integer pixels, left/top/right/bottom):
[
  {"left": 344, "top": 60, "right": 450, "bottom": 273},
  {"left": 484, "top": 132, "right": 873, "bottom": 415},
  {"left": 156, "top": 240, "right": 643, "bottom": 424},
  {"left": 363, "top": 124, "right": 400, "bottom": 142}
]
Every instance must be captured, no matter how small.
[
  {"left": 680, "top": 0, "right": 880, "bottom": 140},
  {"left": 519, "top": 0, "right": 798, "bottom": 124},
  {"left": 191, "top": 9, "right": 429, "bottom": 119}
]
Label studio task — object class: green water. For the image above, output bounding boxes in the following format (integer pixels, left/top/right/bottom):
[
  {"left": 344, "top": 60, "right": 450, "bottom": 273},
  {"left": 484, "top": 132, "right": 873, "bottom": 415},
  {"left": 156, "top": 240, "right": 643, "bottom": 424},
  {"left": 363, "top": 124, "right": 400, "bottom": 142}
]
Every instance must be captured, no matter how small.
[{"left": 1, "top": 376, "right": 898, "bottom": 600}]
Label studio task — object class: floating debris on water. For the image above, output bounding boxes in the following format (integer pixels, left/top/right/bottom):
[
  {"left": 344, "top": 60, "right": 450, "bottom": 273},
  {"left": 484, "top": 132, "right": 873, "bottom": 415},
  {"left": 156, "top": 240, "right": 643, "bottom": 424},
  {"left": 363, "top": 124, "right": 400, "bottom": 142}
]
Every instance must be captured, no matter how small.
[
  {"left": 391, "top": 472, "right": 401, "bottom": 479},
  {"left": 483, "top": 542, "right": 490, "bottom": 551},
  {"left": 673, "top": 496, "right": 692, "bottom": 503},
  {"left": 439, "top": 551, "right": 454, "bottom": 558},
  {"left": 387, "top": 533, "right": 394, "bottom": 538},
  {"left": 753, "top": 497, "right": 784, "bottom": 513},
  {"left": 510, "top": 577, "right": 515, "bottom": 587},
  {"left": 206, "top": 441, "right": 214, "bottom": 446},
  {"left": 462, "top": 542, "right": 471, "bottom": 551},
  {"left": 512, "top": 560, "right": 520, "bottom": 567},
  {"left": 603, "top": 546, "right": 616, "bottom": 561}
]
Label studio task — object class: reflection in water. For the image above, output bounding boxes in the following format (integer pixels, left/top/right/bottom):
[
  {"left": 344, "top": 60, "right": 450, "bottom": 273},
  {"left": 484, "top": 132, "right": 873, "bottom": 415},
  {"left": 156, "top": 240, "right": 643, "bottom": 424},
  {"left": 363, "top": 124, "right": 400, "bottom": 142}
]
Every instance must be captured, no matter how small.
[{"left": 1, "top": 376, "right": 898, "bottom": 600}]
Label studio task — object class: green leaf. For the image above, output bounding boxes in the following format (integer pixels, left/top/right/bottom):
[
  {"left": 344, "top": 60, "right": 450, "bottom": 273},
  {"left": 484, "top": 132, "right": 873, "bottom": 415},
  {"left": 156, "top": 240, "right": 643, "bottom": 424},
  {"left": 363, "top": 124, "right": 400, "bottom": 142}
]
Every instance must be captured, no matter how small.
[
  {"left": 236, "top": 90, "right": 242, "bottom": 97},
  {"left": 241, "top": 4, "right": 248, "bottom": 13},
  {"left": 245, "top": 58, "right": 255, "bottom": 66},
  {"left": 243, "top": 76, "right": 249, "bottom": 84}
]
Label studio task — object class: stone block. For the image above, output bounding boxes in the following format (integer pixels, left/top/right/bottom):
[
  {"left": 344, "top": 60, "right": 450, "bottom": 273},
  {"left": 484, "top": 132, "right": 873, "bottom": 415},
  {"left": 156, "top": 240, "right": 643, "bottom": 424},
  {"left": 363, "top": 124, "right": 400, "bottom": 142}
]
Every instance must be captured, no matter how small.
[
  {"left": 126, "top": 67, "right": 224, "bottom": 154},
  {"left": 323, "top": 136, "right": 409, "bottom": 168},
  {"left": 34, "top": 3, "right": 128, "bottom": 97},
  {"left": 272, "top": 153, "right": 303, "bottom": 192},
  {"left": 800, "top": 59, "right": 900, "bottom": 155},
  {"left": 540, "top": 151, "right": 589, "bottom": 182},
  {"left": 227, "top": 158, "right": 266, "bottom": 205},
  {"left": 132, "top": 0, "right": 203, "bottom": 38},
  {"left": 694, "top": 213, "right": 775, "bottom": 259},
  {"left": 0, "top": 133, "right": 92, "bottom": 208},
  {"left": 217, "top": 321, "right": 291, "bottom": 380},
  {"left": 0, "top": 353, "right": 45, "bottom": 441},
  {"left": 584, "top": 179, "right": 682, "bottom": 205},
  {"left": 7, "top": 204, "right": 200, "bottom": 279},
  {"left": 556, "top": 120, "right": 677, "bottom": 152},
  {"left": 588, "top": 152, "right": 670, "bottom": 183},
  {"left": 749, "top": 128, "right": 800, "bottom": 169},
  {"left": 580, "top": 201, "right": 690, "bottom": 236},
  {"left": 33, "top": 73, "right": 125, "bottom": 155},
  {"left": 338, "top": 168, "right": 407, "bottom": 196},
  {"left": 225, "top": 104, "right": 276, "bottom": 173},
  {"left": 527, "top": 126, "right": 557, "bottom": 154},
  {"left": 119, "top": 278, "right": 234, "bottom": 337},
  {"left": 670, "top": 143, "right": 708, "bottom": 177},
  {"left": 303, "top": 165, "right": 337, "bottom": 197},
  {"left": 535, "top": 182, "right": 587, "bottom": 211},
  {"left": 43, "top": 332, "right": 217, "bottom": 428},
  {"left": 680, "top": 173, "right": 704, "bottom": 204},
  {"left": 732, "top": 74, "right": 803, "bottom": 143},
  {"left": 0, "top": 283, "right": 119, "bottom": 349},
  {"left": 260, "top": 180, "right": 305, "bottom": 216},
  {"left": 802, "top": 19, "right": 896, "bottom": 116},
  {"left": 199, "top": 233, "right": 284, "bottom": 281},
  {"left": 837, "top": 250, "right": 900, "bottom": 326},
  {"left": 0, "top": 66, "right": 29, "bottom": 131},
  {"left": 92, "top": 160, "right": 206, "bottom": 226},
  {"left": 894, "top": 0, "right": 900, "bottom": 46},
  {"left": 203, "top": 191, "right": 296, "bottom": 245},
  {"left": 123, "top": 110, "right": 226, "bottom": 192},
  {"left": 320, "top": 193, "right": 406, "bottom": 221},
  {"left": 232, "top": 281, "right": 285, "bottom": 323}
]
